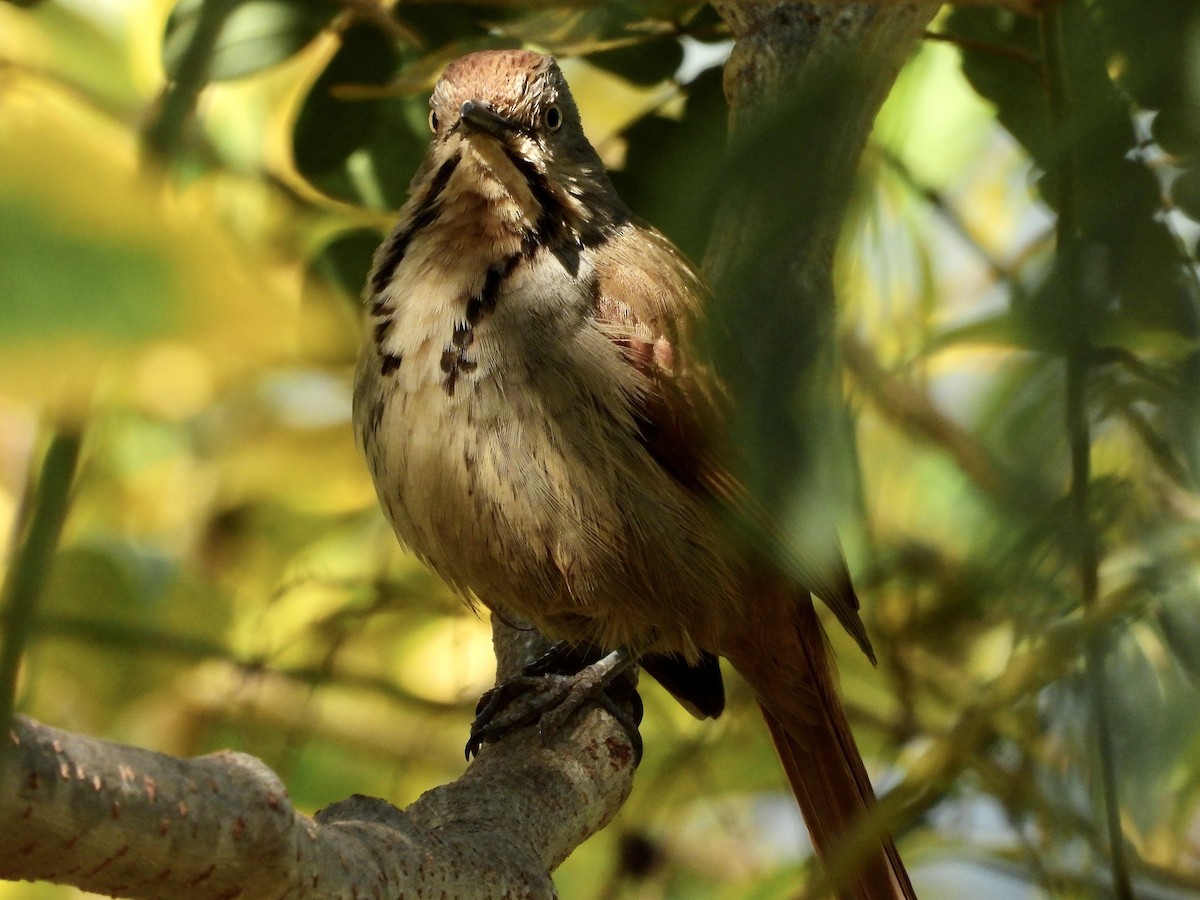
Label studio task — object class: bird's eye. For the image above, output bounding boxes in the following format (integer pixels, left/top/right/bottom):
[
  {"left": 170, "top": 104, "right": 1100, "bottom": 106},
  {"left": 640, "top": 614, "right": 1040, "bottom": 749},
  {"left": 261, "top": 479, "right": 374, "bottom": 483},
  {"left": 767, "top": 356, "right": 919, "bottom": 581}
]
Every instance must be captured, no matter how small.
[
  {"left": 543, "top": 104, "right": 563, "bottom": 132},
  {"left": 428, "top": 110, "right": 439, "bottom": 133}
]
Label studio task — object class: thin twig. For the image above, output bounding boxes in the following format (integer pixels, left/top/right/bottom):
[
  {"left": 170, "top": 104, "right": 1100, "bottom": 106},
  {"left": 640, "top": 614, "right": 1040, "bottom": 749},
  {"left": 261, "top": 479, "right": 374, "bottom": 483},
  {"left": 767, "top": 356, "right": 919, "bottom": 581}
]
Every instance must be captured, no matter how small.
[
  {"left": 1040, "top": 5, "right": 1133, "bottom": 898},
  {"left": 335, "top": 0, "right": 421, "bottom": 46},
  {"left": 0, "top": 429, "right": 82, "bottom": 758},
  {"left": 142, "top": 0, "right": 238, "bottom": 161},
  {"left": 877, "top": 146, "right": 1026, "bottom": 301},
  {"left": 922, "top": 29, "right": 1043, "bottom": 73},
  {"left": 842, "top": 335, "right": 1016, "bottom": 501}
]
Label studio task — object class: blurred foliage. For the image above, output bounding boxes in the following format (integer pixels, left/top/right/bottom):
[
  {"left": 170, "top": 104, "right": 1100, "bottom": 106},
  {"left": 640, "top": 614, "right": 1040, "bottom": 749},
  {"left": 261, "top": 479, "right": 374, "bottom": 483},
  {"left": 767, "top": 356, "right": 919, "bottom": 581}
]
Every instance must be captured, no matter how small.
[
  {"left": 1, "top": 1, "right": 1199, "bottom": 899},
  {"left": 163, "top": 0, "right": 333, "bottom": 82}
]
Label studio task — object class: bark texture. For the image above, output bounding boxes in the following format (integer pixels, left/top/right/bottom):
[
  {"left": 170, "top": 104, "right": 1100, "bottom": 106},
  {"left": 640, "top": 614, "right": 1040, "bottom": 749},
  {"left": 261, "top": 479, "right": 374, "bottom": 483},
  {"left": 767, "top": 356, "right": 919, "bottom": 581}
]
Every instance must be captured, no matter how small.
[{"left": 2, "top": 622, "right": 634, "bottom": 898}]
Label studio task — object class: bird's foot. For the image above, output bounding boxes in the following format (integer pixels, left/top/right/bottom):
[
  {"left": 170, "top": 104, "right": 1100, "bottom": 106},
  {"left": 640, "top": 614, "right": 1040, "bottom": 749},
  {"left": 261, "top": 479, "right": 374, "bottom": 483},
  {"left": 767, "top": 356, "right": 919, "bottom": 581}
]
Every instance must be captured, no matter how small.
[
  {"left": 466, "top": 646, "right": 643, "bottom": 763},
  {"left": 521, "top": 640, "right": 601, "bottom": 677}
]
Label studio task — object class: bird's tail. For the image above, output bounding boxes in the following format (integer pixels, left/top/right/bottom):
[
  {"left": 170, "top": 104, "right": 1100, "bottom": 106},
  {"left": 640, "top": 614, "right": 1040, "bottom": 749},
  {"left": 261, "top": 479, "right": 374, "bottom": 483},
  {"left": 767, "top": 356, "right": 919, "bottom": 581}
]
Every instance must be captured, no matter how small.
[{"left": 724, "top": 595, "right": 915, "bottom": 899}]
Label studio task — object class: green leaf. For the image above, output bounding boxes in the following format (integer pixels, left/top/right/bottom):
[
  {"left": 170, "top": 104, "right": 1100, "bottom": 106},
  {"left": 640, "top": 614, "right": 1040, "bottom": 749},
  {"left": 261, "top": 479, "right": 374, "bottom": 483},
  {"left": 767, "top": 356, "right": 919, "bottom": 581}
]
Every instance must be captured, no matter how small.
[
  {"left": 1152, "top": 108, "right": 1200, "bottom": 159},
  {"left": 1099, "top": 0, "right": 1200, "bottom": 113},
  {"left": 586, "top": 38, "right": 684, "bottom": 86},
  {"left": 307, "top": 227, "right": 383, "bottom": 304},
  {"left": 1157, "top": 580, "right": 1200, "bottom": 689},
  {"left": 163, "top": 0, "right": 335, "bottom": 82},
  {"left": 292, "top": 22, "right": 426, "bottom": 209},
  {"left": 943, "top": 9, "right": 1051, "bottom": 170},
  {"left": 1172, "top": 166, "right": 1200, "bottom": 222},
  {"left": 496, "top": 3, "right": 678, "bottom": 55},
  {"left": 0, "top": 194, "right": 176, "bottom": 343},
  {"left": 1170, "top": 353, "right": 1200, "bottom": 484},
  {"left": 608, "top": 64, "right": 725, "bottom": 261},
  {"left": 925, "top": 310, "right": 1034, "bottom": 354},
  {"left": 947, "top": 5, "right": 1199, "bottom": 339},
  {"left": 391, "top": 3, "right": 497, "bottom": 51}
]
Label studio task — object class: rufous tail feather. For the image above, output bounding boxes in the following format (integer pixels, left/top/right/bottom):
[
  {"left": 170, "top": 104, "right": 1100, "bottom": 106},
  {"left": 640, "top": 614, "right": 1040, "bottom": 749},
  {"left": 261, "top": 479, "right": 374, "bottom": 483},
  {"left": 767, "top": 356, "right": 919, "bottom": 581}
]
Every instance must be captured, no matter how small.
[{"left": 726, "top": 596, "right": 915, "bottom": 899}]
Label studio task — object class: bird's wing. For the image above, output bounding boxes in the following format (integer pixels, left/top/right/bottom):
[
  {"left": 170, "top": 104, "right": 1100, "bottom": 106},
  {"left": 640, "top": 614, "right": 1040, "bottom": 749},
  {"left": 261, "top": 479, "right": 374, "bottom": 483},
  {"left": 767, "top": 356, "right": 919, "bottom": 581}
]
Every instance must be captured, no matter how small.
[{"left": 590, "top": 221, "right": 874, "bottom": 660}]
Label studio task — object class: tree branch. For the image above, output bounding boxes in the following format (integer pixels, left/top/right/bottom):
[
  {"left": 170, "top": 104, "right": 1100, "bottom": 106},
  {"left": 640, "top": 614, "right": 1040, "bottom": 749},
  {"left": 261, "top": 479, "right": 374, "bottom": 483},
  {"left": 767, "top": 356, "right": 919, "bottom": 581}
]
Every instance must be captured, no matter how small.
[
  {"left": 842, "top": 335, "right": 1018, "bottom": 500},
  {"left": 698, "top": 4, "right": 933, "bottom": 895},
  {"left": 385, "top": 0, "right": 1050, "bottom": 14},
  {"left": 0, "top": 429, "right": 81, "bottom": 754},
  {"left": 1, "top": 640, "right": 635, "bottom": 899},
  {"left": 702, "top": 0, "right": 935, "bottom": 602}
]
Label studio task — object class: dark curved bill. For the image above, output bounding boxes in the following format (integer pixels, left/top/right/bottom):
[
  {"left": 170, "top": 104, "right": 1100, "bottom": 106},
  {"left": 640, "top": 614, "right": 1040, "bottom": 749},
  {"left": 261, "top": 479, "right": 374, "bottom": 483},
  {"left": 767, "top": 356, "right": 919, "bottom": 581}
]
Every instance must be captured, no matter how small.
[{"left": 459, "top": 100, "right": 520, "bottom": 138}]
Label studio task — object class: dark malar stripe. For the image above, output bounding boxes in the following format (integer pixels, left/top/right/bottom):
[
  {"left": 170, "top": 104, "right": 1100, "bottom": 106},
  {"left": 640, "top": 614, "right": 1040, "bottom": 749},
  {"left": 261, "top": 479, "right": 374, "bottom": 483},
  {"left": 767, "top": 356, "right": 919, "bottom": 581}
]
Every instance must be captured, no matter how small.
[
  {"left": 368, "top": 153, "right": 461, "bottom": 298},
  {"left": 501, "top": 149, "right": 627, "bottom": 277},
  {"left": 442, "top": 256, "right": 520, "bottom": 397},
  {"left": 501, "top": 146, "right": 567, "bottom": 247},
  {"left": 464, "top": 260, "right": 512, "bottom": 325}
]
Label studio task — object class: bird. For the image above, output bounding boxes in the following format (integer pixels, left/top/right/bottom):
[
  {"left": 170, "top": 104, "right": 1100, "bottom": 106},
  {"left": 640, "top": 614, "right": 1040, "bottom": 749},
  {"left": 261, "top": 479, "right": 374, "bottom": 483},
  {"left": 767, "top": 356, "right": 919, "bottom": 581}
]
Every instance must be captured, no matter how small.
[{"left": 352, "top": 48, "right": 914, "bottom": 898}]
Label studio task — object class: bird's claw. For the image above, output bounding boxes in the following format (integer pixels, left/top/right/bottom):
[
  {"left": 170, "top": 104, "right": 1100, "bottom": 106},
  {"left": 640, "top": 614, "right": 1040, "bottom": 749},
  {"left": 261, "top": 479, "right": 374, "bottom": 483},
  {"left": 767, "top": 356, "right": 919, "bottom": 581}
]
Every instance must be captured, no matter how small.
[{"left": 465, "top": 648, "right": 643, "bottom": 763}]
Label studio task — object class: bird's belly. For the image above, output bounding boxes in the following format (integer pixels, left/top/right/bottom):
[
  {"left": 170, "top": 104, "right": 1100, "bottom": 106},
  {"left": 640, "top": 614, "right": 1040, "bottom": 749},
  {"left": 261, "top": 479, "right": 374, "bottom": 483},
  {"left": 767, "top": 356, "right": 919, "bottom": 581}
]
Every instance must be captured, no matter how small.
[
  {"left": 359, "top": 350, "right": 734, "bottom": 657},
  {"left": 365, "top": 363, "right": 605, "bottom": 631},
  {"left": 355, "top": 256, "right": 738, "bottom": 657}
]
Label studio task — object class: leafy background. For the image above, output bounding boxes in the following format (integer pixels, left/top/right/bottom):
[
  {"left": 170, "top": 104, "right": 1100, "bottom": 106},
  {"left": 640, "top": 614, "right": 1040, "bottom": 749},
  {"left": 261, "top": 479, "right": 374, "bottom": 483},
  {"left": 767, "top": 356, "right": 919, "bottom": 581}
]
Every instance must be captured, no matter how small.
[{"left": 2, "top": 0, "right": 1199, "bottom": 897}]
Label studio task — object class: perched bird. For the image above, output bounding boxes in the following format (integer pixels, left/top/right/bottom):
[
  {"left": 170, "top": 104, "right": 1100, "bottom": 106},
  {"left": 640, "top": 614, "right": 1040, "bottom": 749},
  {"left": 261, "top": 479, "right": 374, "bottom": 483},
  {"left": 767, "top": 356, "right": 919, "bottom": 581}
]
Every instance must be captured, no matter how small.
[{"left": 353, "top": 48, "right": 913, "bottom": 898}]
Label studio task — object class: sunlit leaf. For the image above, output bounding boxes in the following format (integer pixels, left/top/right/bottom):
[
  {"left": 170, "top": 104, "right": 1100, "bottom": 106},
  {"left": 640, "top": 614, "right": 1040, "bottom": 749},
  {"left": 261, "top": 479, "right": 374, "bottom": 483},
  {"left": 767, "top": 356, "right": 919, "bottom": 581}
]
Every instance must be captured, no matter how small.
[
  {"left": 495, "top": 4, "right": 680, "bottom": 55},
  {"left": 5, "top": 2, "right": 140, "bottom": 110},
  {"left": 0, "top": 194, "right": 177, "bottom": 342},
  {"left": 585, "top": 38, "right": 684, "bottom": 85},
  {"left": 163, "top": 0, "right": 335, "bottom": 82},
  {"left": 609, "top": 64, "right": 725, "bottom": 262},
  {"left": 307, "top": 227, "right": 382, "bottom": 305},
  {"left": 292, "top": 22, "right": 425, "bottom": 208},
  {"left": 0, "top": 80, "right": 295, "bottom": 409}
]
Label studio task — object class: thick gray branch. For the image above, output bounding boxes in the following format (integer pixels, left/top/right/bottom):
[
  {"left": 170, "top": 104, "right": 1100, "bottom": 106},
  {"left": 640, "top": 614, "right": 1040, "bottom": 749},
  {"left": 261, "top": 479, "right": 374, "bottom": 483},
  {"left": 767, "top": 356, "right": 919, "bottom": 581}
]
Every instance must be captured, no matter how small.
[
  {"left": 703, "top": 2, "right": 934, "bottom": 553},
  {"left": 0, "top": 639, "right": 635, "bottom": 900}
]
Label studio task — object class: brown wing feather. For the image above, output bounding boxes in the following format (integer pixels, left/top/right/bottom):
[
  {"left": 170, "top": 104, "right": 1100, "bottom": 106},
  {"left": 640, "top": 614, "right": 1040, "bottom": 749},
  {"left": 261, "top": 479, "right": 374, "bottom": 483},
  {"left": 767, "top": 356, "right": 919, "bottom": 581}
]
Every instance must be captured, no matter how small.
[
  {"left": 591, "top": 223, "right": 874, "bottom": 660},
  {"left": 591, "top": 224, "right": 717, "bottom": 492}
]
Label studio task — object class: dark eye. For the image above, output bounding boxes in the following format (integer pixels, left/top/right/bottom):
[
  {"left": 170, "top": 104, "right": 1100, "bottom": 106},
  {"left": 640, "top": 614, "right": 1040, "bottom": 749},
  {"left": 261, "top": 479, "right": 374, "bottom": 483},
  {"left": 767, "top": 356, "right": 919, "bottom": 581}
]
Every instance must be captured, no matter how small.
[
  {"left": 543, "top": 104, "right": 563, "bottom": 132},
  {"left": 428, "top": 110, "right": 438, "bottom": 133}
]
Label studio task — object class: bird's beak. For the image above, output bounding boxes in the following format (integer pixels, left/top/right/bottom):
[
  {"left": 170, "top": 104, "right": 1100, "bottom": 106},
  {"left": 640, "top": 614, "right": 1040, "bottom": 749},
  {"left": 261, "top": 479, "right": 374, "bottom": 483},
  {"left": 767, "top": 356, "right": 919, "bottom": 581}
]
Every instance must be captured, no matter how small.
[{"left": 459, "top": 100, "right": 519, "bottom": 139}]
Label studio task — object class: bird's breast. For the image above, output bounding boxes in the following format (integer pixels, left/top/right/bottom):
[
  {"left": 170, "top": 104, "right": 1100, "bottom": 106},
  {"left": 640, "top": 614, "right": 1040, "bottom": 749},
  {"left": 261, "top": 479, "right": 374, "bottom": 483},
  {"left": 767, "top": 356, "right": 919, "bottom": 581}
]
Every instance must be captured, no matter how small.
[
  {"left": 353, "top": 195, "right": 736, "bottom": 658},
  {"left": 354, "top": 205, "right": 612, "bottom": 601}
]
